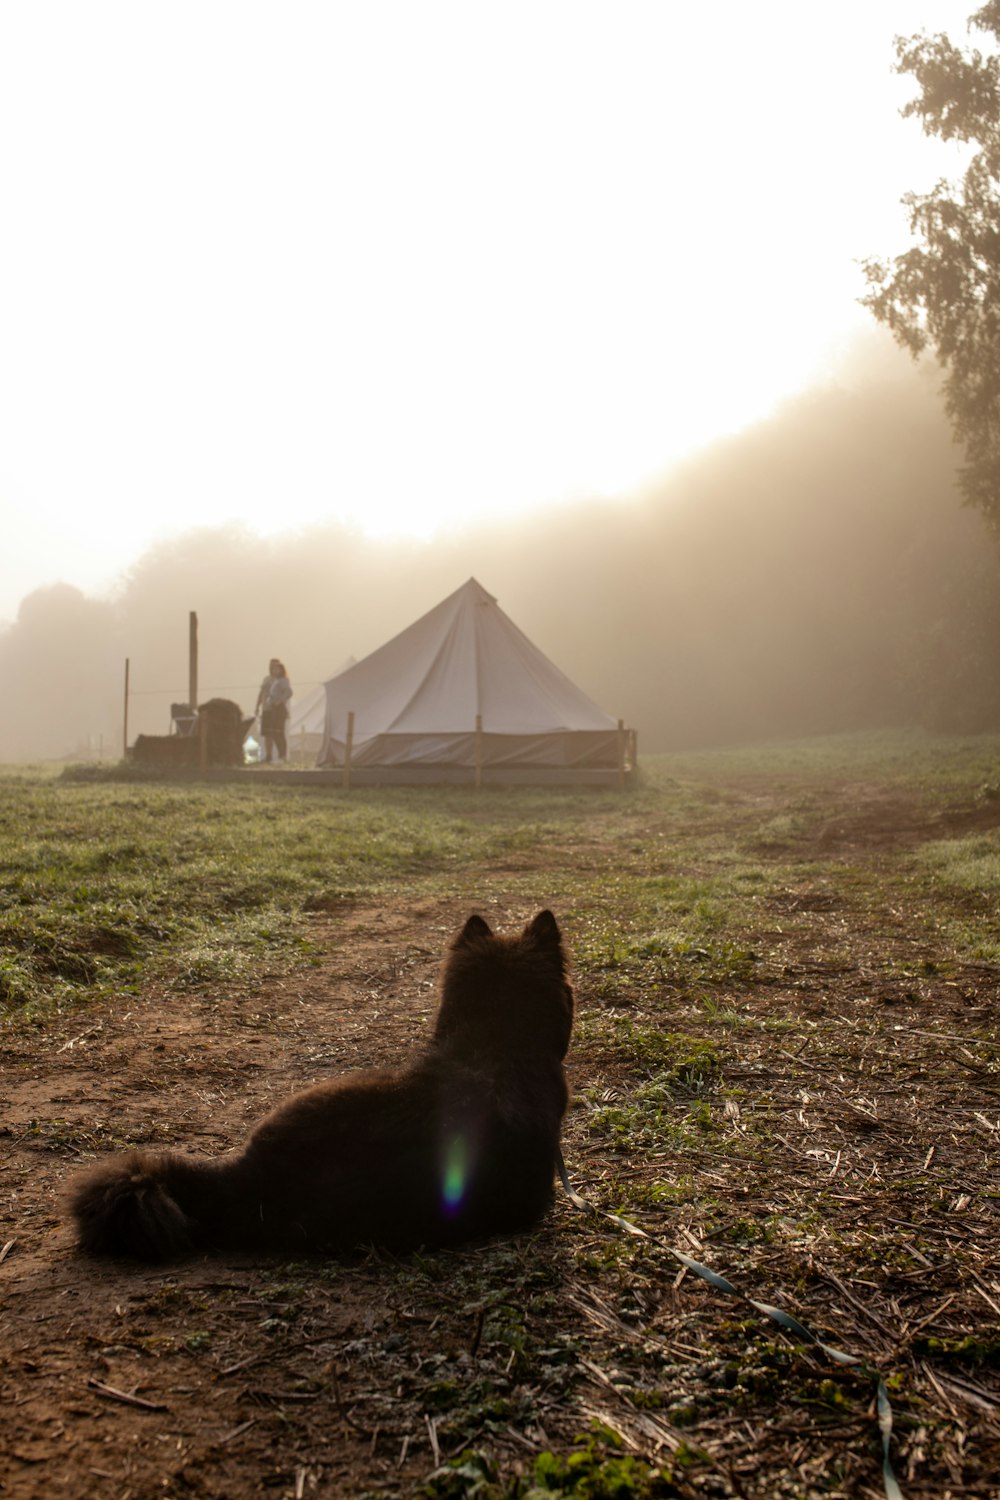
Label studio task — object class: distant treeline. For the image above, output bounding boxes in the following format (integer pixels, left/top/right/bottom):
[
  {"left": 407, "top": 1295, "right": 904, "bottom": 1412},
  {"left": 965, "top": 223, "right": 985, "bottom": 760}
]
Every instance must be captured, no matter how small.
[{"left": 4, "top": 343, "right": 999, "bottom": 760}]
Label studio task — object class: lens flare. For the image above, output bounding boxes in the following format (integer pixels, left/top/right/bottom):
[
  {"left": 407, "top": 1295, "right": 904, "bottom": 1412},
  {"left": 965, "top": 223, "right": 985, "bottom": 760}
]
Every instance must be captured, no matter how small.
[{"left": 442, "top": 1133, "right": 468, "bottom": 1216}]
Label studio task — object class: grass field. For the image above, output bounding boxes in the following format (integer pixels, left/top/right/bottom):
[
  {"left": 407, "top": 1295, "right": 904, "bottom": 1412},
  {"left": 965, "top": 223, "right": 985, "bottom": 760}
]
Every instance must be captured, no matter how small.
[{"left": 2, "top": 732, "right": 1000, "bottom": 1498}]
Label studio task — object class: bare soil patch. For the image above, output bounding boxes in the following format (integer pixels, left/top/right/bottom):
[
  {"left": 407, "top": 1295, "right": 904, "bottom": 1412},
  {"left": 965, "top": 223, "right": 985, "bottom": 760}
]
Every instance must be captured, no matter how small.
[{"left": 2, "top": 778, "right": 1000, "bottom": 1498}]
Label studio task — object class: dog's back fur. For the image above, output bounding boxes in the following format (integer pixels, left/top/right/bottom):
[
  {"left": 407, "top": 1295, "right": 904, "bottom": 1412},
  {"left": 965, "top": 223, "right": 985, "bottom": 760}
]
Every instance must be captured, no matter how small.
[{"left": 70, "top": 910, "right": 573, "bottom": 1262}]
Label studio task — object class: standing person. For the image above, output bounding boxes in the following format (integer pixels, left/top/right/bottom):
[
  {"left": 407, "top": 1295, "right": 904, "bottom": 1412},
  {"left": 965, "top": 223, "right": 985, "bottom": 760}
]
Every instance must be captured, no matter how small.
[{"left": 256, "top": 659, "right": 293, "bottom": 764}]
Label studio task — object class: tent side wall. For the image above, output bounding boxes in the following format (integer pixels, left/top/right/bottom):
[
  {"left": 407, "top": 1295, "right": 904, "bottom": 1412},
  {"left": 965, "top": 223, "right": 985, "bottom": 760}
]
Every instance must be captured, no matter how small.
[{"left": 320, "top": 728, "right": 624, "bottom": 771}]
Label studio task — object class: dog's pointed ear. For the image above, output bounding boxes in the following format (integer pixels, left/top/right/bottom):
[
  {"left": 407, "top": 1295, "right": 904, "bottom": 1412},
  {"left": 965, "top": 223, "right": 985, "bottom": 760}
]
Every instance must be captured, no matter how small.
[
  {"left": 526, "top": 909, "right": 561, "bottom": 947},
  {"left": 456, "top": 914, "right": 492, "bottom": 947}
]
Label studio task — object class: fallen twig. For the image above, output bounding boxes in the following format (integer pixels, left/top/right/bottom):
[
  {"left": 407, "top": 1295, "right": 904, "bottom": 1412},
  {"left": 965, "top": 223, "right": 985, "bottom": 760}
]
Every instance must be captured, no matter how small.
[
  {"left": 57, "top": 1024, "right": 103, "bottom": 1053},
  {"left": 217, "top": 1418, "right": 256, "bottom": 1445},
  {"left": 86, "top": 1379, "right": 168, "bottom": 1413}
]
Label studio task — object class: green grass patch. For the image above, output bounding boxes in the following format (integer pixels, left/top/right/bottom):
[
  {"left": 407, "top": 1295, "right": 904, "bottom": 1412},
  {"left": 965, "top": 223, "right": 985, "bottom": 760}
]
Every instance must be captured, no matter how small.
[
  {"left": 921, "top": 830, "right": 1000, "bottom": 895},
  {"left": 423, "top": 1423, "right": 685, "bottom": 1497},
  {"left": 4, "top": 731, "right": 1000, "bottom": 1023}
]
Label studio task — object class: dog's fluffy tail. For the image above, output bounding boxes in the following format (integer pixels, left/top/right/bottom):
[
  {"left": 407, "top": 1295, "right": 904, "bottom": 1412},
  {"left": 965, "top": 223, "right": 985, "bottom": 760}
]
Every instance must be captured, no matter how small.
[{"left": 70, "top": 1151, "right": 206, "bottom": 1262}]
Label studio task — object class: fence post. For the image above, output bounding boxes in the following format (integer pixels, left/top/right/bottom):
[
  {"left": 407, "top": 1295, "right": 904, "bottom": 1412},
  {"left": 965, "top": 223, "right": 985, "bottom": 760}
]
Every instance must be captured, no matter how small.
[
  {"left": 343, "top": 711, "right": 354, "bottom": 790},
  {"left": 122, "top": 658, "right": 130, "bottom": 759},
  {"left": 189, "top": 612, "right": 198, "bottom": 712}
]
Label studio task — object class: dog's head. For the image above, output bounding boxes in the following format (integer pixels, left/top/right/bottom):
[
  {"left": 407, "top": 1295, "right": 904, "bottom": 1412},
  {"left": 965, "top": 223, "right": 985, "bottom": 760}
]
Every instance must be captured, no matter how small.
[{"left": 433, "top": 909, "right": 574, "bottom": 1060}]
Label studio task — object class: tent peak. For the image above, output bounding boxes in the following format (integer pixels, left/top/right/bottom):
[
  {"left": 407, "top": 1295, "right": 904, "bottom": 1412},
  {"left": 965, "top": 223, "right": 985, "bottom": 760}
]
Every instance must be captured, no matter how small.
[{"left": 457, "top": 577, "right": 497, "bottom": 606}]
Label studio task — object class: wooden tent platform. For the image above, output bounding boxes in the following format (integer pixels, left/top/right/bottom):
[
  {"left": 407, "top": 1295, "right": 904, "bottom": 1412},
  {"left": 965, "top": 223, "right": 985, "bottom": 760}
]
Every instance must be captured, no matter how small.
[{"left": 189, "top": 764, "right": 636, "bottom": 789}]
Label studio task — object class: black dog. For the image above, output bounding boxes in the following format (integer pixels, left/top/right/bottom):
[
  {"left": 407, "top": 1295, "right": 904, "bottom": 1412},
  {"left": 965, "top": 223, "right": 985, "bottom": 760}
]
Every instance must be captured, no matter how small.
[{"left": 70, "top": 910, "right": 574, "bottom": 1262}]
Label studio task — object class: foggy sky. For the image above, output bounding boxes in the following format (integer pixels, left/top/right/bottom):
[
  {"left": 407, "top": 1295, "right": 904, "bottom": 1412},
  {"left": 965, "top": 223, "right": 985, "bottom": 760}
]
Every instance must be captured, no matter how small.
[
  {"left": 3, "top": 339, "right": 999, "bottom": 762},
  {"left": 0, "top": 1, "right": 977, "bottom": 621}
]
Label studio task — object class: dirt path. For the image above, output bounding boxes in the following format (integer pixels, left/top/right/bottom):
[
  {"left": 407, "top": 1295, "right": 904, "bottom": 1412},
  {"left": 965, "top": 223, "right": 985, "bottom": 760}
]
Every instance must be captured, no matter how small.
[
  {"left": 3, "top": 896, "right": 506, "bottom": 1499},
  {"left": 3, "top": 782, "right": 1000, "bottom": 1498}
]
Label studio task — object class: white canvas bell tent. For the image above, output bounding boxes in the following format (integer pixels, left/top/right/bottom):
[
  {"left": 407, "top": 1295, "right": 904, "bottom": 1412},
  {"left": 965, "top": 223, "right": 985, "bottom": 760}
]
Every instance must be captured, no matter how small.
[
  {"left": 286, "top": 659, "right": 354, "bottom": 759},
  {"left": 316, "top": 578, "right": 635, "bottom": 785}
]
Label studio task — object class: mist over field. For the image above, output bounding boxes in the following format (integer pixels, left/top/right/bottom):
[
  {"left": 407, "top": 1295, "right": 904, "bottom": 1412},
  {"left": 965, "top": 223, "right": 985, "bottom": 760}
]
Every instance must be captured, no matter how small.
[{"left": 3, "top": 340, "right": 999, "bottom": 761}]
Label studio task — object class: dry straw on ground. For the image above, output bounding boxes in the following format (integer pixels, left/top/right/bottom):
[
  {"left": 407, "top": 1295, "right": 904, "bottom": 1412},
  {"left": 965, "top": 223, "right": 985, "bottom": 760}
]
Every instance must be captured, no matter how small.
[{"left": 2, "top": 764, "right": 1000, "bottom": 1498}]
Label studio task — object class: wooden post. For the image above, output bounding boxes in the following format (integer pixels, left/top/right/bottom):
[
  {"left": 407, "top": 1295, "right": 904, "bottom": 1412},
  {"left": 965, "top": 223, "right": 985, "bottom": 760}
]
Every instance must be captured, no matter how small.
[
  {"left": 122, "top": 658, "right": 130, "bottom": 758},
  {"left": 343, "top": 711, "right": 354, "bottom": 790},
  {"left": 188, "top": 611, "right": 198, "bottom": 713},
  {"left": 617, "top": 718, "right": 626, "bottom": 789},
  {"left": 475, "top": 713, "right": 483, "bottom": 789}
]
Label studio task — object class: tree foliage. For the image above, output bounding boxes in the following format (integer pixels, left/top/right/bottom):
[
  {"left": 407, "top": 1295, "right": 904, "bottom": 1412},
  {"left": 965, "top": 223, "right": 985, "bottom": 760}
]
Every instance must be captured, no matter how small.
[{"left": 863, "top": 3, "right": 1000, "bottom": 530}]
